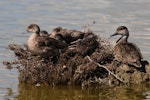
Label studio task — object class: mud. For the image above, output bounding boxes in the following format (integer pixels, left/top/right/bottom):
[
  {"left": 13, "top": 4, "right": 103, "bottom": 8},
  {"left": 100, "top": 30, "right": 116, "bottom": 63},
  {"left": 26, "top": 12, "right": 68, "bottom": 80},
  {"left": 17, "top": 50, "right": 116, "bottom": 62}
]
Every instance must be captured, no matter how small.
[{"left": 3, "top": 30, "right": 150, "bottom": 87}]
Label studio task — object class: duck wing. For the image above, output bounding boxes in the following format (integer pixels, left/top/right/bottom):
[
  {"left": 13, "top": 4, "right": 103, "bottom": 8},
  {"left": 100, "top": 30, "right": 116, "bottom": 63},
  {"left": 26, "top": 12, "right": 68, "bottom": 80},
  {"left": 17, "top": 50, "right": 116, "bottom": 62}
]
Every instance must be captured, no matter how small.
[
  {"left": 38, "top": 36, "right": 68, "bottom": 49},
  {"left": 132, "top": 43, "right": 143, "bottom": 59},
  {"left": 113, "top": 42, "right": 143, "bottom": 67},
  {"left": 76, "top": 36, "right": 99, "bottom": 56}
]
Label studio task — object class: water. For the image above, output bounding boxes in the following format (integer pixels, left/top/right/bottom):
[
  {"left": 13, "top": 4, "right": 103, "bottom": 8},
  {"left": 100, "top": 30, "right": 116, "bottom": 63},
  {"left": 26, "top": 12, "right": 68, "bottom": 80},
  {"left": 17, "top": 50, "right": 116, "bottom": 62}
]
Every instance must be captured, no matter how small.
[{"left": 0, "top": 0, "right": 150, "bottom": 100}]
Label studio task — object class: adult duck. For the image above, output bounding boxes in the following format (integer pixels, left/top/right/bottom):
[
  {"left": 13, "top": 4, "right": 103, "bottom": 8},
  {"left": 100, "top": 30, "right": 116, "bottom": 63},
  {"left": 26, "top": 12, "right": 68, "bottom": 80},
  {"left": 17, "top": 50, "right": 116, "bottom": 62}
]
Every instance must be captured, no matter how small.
[{"left": 110, "top": 26, "right": 143, "bottom": 68}]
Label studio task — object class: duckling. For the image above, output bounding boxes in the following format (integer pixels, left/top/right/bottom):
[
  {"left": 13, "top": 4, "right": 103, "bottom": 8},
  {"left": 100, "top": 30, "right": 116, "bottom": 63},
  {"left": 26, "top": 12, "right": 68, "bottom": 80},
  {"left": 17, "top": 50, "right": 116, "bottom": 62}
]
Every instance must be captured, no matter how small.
[
  {"left": 68, "top": 29, "right": 85, "bottom": 42},
  {"left": 27, "top": 24, "right": 68, "bottom": 58},
  {"left": 50, "top": 27, "right": 85, "bottom": 44},
  {"left": 76, "top": 32, "right": 99, "bottom": 56},
  {"left": 40, "top": 30, "right": 49, "bottom": 37},
  {"left": 110, "top": 26, "right": 143, "bottom": 67},
  {"left": 49, "top": 26, "right": 63, "bottom": 39}
]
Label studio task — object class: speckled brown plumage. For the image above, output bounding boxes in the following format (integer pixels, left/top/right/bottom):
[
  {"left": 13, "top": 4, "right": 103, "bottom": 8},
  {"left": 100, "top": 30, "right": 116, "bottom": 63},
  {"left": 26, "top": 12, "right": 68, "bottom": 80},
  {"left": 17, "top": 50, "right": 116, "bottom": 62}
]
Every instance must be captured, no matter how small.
[
  {"left": 111, "top": 26, "right": 143, "bottom": 67},
  {"left": 27, "top": 24, "right": 68, "bottom": 58}
]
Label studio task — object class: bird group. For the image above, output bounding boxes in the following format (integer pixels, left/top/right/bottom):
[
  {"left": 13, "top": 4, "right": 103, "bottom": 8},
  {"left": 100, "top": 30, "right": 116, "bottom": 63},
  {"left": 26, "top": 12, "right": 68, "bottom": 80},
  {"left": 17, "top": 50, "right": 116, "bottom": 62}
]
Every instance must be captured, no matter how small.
[
  {"left": 26, "top": 24, "right": 99, "bottom": 61},
  {"left": 26, "top": 24, "right": 144, "bottom": 67}
]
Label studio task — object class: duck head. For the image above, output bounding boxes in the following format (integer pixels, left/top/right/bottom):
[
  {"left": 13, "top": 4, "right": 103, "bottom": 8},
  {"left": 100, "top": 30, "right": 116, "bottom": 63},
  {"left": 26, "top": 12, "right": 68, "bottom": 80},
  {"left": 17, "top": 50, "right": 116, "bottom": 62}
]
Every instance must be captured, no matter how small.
[
  {"left": 27, "top": 24, "right": 40, "bottom": 34},
  {"left": 52, "top": 26, "right": 63, "bottom": 32},
  {"left": 40, "top": 30, "right": 49, "bottom": 37},
  {"left": 110, "top": 26, "right": 129, "bottom": 43}
]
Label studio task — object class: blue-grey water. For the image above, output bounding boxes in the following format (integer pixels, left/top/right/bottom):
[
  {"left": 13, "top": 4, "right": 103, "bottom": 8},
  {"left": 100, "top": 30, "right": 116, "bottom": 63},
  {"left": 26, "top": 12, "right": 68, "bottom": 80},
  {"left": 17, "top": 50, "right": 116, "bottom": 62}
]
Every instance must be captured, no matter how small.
[{"left": 0, "top": 0, "right": 150, "bottom": 100}]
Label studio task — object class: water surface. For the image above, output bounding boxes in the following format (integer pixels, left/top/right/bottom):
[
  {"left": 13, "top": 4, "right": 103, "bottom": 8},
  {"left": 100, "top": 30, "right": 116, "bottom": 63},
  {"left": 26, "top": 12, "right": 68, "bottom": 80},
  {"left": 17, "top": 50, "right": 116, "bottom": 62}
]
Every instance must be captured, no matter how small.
[{"left": 0, "top": 0, "right": 150, "bottom": 100}]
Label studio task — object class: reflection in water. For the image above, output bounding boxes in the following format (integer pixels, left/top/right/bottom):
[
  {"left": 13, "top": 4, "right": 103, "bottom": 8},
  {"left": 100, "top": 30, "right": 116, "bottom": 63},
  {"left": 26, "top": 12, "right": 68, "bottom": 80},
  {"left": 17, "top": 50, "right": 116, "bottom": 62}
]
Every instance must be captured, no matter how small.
[{"left": 11, "top": 83, "right": 150, "bottom": 100}]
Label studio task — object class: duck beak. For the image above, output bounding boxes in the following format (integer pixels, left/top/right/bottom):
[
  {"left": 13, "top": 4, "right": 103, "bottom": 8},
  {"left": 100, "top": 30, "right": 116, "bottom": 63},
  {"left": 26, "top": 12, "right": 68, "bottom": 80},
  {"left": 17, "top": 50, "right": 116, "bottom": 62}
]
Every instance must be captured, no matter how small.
[
  {"left": 26, "top": 30, "right": 29, "bottom": 33},
  {"left": 110, "top": 33, "right": 118, "bottom": 37}
]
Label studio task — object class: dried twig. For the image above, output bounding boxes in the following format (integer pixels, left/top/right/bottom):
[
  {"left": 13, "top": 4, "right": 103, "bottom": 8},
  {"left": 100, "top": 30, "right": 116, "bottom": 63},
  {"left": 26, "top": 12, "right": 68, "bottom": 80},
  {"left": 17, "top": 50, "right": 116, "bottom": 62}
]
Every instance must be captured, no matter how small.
[{"left": 87, "top": 56, "right": 128, "bottom": 83}]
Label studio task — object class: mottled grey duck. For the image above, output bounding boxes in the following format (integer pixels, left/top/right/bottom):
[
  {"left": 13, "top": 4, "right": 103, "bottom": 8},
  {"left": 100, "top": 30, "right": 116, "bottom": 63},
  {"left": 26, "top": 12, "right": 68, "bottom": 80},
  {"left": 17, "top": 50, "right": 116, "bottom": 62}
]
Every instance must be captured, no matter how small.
[
  {"left": 27, "top": 24, "right": 68, "bottom": 58},
  {"left": 76, "top": 32, "right": 99, "bottom": 56},
  {"left": 40, "top": 30, "right": 49, "bottom": 37},
  {"left": 110, "top": 26, "right": 143, "bottom": 67},
  {"left": 50, "top": 27, "right": 85, "bottom": 44}
]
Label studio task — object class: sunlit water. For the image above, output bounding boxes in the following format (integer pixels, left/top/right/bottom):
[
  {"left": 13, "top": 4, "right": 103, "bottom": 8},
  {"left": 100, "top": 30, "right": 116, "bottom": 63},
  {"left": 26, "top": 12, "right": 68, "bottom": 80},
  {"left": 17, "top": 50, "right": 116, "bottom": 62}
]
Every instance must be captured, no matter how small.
[{"left": 0, "top": 0, "right": 150, "bottom": 100}]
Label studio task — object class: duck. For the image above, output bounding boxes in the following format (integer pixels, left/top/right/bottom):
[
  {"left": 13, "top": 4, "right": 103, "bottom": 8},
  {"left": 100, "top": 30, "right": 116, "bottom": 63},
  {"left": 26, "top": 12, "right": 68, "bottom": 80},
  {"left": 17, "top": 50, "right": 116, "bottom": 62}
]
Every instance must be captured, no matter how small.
[
  {"left": 27, "top": 24, "right": 68, "bottom": 58},
  {"left": 110, "top": 26, "right": 143, "bottom": 68},
  {"left": 49, "top": 26, "right": 63, "bottom": 39},
  {"left": 40, "top": 30, "right": 49, "bottom": 37},
  {"left": 75, "top": 32, "right": 99, "bottom": 56},
  {"left": 50, "top": 27, "right": 85, "bottom": 44},
  {"left": 40, "top": 29, "right": 66, "bottom": 44}
]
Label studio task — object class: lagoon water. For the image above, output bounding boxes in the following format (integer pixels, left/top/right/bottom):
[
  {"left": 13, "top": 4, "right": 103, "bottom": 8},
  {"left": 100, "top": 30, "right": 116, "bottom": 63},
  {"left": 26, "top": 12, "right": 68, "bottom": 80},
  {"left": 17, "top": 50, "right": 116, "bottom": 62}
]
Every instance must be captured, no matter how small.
[{"left": 0, "top": 0, "right": 150, "bottom": 100}]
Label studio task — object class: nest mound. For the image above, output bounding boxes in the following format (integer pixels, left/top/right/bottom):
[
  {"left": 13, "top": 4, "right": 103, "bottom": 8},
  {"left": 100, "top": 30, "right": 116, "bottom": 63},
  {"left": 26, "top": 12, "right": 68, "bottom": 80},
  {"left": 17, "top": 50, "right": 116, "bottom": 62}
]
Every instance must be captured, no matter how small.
[{"left": 3, "top": 30, "right": 150, "bottom": 87}]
